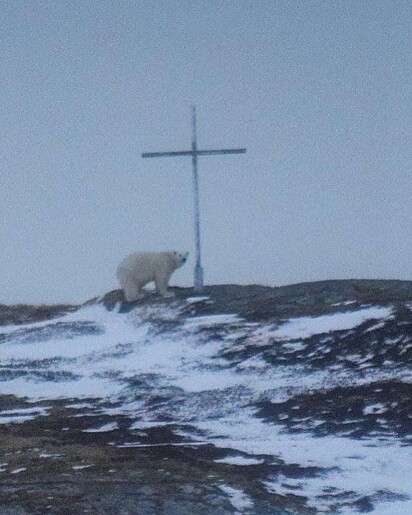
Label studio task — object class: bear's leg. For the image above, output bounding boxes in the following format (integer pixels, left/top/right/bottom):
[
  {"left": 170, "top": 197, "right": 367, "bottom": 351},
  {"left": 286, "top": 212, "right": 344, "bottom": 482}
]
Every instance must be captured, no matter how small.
[
  {"left": 124, "top": 282, "right": 145, "bottom": 302},
  {"left": 155, "top": 273, "right": 174, "bottom": 298}
]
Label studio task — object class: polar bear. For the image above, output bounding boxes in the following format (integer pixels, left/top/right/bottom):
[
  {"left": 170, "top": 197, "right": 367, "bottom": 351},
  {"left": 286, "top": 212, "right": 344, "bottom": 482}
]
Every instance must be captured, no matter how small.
[{"left": 117, "top": 250, "right": 188, "bottom": 301}]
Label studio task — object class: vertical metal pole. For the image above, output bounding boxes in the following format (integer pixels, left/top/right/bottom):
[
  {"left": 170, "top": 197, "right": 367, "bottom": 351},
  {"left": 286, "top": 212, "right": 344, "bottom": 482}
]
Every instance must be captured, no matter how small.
[{"left": 191, "top": 106, "right": 203, "bottom": 291}]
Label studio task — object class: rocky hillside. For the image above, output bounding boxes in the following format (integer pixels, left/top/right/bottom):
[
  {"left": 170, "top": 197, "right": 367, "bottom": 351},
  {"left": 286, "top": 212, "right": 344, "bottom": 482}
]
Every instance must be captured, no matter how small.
[{"left": 0, "top": 280, "right": 411, "bottom": 514}]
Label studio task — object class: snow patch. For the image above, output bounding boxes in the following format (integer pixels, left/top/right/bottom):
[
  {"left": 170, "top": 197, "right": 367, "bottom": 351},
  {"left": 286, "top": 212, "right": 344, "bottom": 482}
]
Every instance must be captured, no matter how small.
[
  {"left": 0, "top": 407, "right": 49, "bottom": 424},
  {"left": 219, "top": 484, "right": 254, "bottom": 512},
  {"left": 272, "top": 306, "right": 393, "bottom": 340},
  {"left": 215, "top": 456, "right": 264, "bottom": 466},
  {"left": 185, "top": 296, "right": 210, "bottom": 303},
  {"left": 82, "top": 422, "right": 119, "bottom": 433},
  {"left": 10, "top": 468, "right": 27, "bottom": 474},
  {"left": 184, "top": 314, "right": 242, "bottom": 329}
]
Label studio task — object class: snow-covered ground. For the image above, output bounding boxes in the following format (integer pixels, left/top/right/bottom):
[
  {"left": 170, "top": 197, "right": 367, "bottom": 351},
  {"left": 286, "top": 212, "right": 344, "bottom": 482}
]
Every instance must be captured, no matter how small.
[{"left": 1, "top": 296, "right": 411, "bottom": 513}]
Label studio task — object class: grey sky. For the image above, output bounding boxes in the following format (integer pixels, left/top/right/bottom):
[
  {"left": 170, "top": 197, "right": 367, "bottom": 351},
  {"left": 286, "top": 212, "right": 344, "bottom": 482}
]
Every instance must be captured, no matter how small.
[{"left": 1, "top": 0, "right": 411, "bottom": 304}]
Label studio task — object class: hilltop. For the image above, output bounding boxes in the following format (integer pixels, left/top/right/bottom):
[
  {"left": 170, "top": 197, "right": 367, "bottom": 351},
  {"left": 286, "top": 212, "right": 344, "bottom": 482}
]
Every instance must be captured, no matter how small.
[{"left": 0, "top": 280, "right": 411, "bottom": 514}]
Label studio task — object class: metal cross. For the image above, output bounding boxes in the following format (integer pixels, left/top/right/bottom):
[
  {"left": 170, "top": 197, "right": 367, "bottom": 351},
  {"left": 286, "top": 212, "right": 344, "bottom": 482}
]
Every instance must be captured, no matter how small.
[{"left": 142, "top": 107, "right": 246, "bottom": 292}]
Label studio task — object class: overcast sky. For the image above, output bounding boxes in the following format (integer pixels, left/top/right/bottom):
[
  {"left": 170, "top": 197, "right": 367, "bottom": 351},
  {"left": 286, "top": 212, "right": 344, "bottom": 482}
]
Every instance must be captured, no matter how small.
[{"left": 1, "top": 0, "right": 411, "bottom": 304}]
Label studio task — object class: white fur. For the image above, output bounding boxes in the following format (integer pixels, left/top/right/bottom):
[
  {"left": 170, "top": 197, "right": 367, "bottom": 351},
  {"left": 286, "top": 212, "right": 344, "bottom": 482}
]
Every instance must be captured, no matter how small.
[{"left": 117, "top": 250, "right": 188, "bottom": 301}]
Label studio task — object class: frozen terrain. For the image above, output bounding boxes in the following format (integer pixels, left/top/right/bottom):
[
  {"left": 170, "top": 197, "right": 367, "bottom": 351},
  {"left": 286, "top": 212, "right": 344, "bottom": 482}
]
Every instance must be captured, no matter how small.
[{"left": 0, "top": 281, "right": 411, "bottom": 513}]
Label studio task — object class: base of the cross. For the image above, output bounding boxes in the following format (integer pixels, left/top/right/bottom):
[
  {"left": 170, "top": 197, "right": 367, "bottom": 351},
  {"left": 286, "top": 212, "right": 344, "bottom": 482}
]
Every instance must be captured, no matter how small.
[{"left": 194, "top": 264, "right": 204, "bottom": 292}]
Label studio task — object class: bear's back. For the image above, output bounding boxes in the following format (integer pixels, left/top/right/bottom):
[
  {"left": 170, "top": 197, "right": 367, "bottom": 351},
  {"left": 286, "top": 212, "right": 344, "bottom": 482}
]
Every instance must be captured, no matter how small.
[{"left": 118, "top": 252, "right": 154, "bottom": 272}]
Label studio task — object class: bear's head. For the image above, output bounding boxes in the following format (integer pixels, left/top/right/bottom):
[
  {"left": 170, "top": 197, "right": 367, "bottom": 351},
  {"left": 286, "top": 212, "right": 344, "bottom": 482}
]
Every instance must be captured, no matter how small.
[{"left": 170, "top": 251, "right": 189, "bottom": 269}]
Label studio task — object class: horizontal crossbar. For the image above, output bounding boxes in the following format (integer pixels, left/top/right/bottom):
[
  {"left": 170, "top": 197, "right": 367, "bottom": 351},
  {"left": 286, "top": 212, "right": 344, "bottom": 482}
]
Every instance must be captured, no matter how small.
[{"left": 142, "top": 148, "right": 246, "bottom": 158}]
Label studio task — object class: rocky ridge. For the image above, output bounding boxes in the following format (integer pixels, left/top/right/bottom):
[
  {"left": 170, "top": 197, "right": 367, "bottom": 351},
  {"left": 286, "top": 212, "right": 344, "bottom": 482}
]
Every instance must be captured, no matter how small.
[{"left": 0, "top": 279, "right": 411, "bottom": 514}]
